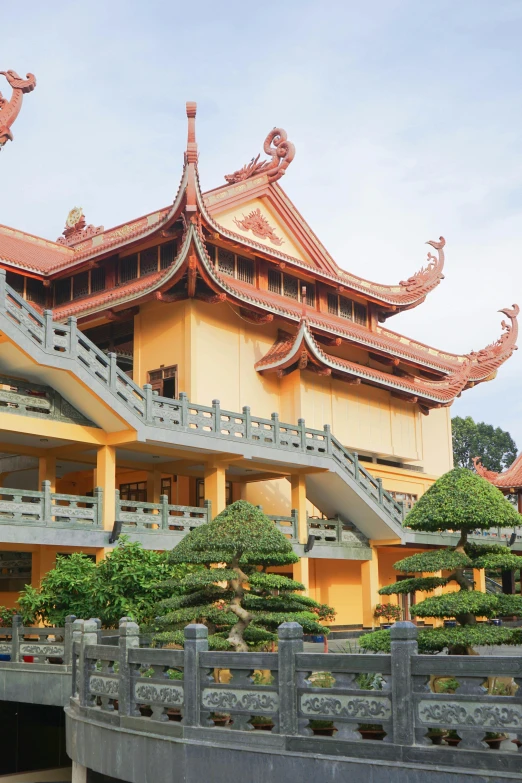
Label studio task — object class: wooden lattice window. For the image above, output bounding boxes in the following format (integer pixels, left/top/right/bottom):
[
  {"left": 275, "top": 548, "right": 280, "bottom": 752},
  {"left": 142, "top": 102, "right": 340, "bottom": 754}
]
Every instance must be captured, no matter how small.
[
  {"left": 54, "top": 277, "right": 72, "bottom": 305},
  {"left": 210, "top": 246, "right": 255, "bottom": 284},
  {"left": 268, "top": 269, "right": 314, "bottom": 306},
  {"left": 72, "top": 271, "right": 89, "bottom": 299},
  {"left": 217, "top": 248, "right": 235, "bottom": 276},
  {"left": 268, "top": 269, "right": 281, "bottom": 293},
  {"left": 25, "top": 277, "right": 46, "bottom": 306},
  {"left": 148, "top": 365, "right": 177, "bottom": 399},
  {"left": 119, "top": 255, "right": 138, "bottom": 284},
  {"left": 237, "top": 256, "right": 254, "bottom": 284},
  {"left": 140, "top": 247, "right": 158, "bottom": 277},
  {"left": 160, "top": 242, "right": 176, "bottom": 270},
  {"left": 91, "top": 267, "right": 106, "bottom": 293},
  {"left": 120, "top": 481, "right": 147, "bottom": 502},
  {"left": 160, "top": 476, "right": 177, "bottom": 504},
  {"left": 327, "top": 293, "right": 367, "bottom": 326},
  {"left": 283, "top": 274, "right": 299, "bottom": 300}
]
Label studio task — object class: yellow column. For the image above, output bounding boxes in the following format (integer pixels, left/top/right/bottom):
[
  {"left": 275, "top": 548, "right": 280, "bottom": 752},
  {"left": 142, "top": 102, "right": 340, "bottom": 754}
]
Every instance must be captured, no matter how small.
[
  {"left": 96, "top": 445, "right": 116, "bottom": 531},
  {"left": 361, "top": 546, "right": 380, "bottom": 628},
  {"left": 204, "top": 462, "right": 227, "bottom": 518},
  {"left": 38, "top": 455, "right": 56, "bottom": 492},
  {"left": 147, "top": 469, "right": 162, "bottom": 503},
  {"left": 473, "top": 567, "right": 486, "bottom": 593},
  {"left": 291, "top": 473, "right": 309, "bottom": 594}
]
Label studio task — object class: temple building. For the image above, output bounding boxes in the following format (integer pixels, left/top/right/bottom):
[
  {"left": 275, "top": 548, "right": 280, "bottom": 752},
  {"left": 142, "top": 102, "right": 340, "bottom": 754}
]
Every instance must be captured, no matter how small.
[{"left": 0, "top": 79, "right": 519, "bottom": 628}]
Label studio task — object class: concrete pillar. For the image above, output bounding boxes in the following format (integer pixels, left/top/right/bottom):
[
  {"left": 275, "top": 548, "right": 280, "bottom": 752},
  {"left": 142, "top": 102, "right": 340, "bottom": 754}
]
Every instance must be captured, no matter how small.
[
  {"left": 38, "top": 455, "right": 56, "bottom": 493},
  {"left": 96, "top": 445, "right": 116, "bottom": 530},
  {"left": 361, "top": 547, "right": 380, "bottom": 628},
  {"left": 71, "top": 761, "right": 87, "bottom": 783},
  {"left": 291, "top": 473, "right": 309, "bottom": 595},
  {"left": 204, "top": 462, "right": 227, "bottom": 517},
  {"left": 146, "top": 468, "right": 162, "bottom": 504}
]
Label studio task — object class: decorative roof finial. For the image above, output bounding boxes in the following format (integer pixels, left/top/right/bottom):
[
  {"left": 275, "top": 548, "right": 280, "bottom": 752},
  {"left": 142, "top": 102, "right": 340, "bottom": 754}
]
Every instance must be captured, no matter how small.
[
  {"left": 225, "top": 127, "right": 295, "bottom": 185},
  {"left": 185, "top": 101, "right": 198, "bottom": 164},
  {"left": 56, "top": 207, "right": 104, "bottom": 247},
  {"left": 0, "top": 70, "right": 36, "bottom": 149}
]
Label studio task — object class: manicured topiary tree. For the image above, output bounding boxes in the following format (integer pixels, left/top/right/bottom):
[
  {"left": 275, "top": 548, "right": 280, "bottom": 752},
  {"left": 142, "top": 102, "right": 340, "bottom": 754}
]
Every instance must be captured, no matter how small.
[
  {"left": 153, "top": 500, "right": 335, "bottom": 651},
  {"left": 360, "top": 468, "right": 522, "bottom": 654}
]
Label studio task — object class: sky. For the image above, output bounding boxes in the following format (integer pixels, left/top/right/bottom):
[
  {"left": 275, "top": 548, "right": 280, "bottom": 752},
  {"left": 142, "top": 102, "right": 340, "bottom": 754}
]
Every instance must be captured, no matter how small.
[{"left": 1, "top": 0, "right": 522, "bottom": 446}]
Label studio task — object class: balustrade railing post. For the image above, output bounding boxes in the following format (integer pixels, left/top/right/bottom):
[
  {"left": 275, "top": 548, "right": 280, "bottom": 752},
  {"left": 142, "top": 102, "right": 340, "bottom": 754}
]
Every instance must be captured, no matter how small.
[
  {"left": 42, "top": 479, "right": 52, "bottom": 524},
  {"left": 183, "top": 624, "right": 208, "bottom": 727},
  {"left": 64, "top": 614, "right": 77, "bottom": 666},
  {"left": 271, "top": 412, "right": 280, "bottom": 445},
  {"left": 390, "top": 621, "right": 417, "bottom": 746},
  {"left": 353, "top": 452, "right": 360, "bottom": 482},
  {"left": 71, "top": 619, "right": 84, "bottom": 698},
  {"left": 179, "top": 392, "right": 189, "bottom": 427},
  {"left": 118, "top": 617, "right": 140, "bottom": 717},
  {"left": 108, "top": 352, "right": 118, "bottom": 390},
  {"left": 323, "top": 423, "right": 332, "bottom": 454},
  {"left": 212, "top": 399, "right": 221, "bottom": 434},
  {"left": 11, "top": 615, "right": 22, "bottom": 663},
  {"left": 203, "top": 499, "right": 212, "bottom": 524},
  {"left": 160, "top": 494, "right": 169, "bottom": 529},
  {"left": 242, "top": 405, "right": 251, "bottom": 439},
  {"left": 298, "top": 418, "right": 306, "bottom": 451},
  {"left": 278, "top": 622, "right": 303, "bottom": 735},
  {"left": 143, "top": 383, "right": 154, "bottom": 423},
  {"left": 43, "top": 310, "right": 54, "bottom": 351},
  {"left": 0, "top": 269, "right": 6, "bottom": 308},
  {"left": 77, "top": 619, "right": 99, "bottom": 707},
  {"left": 94, "top": 487, "right": 103, "bottom": 527},
  {"left": 67, "top": 316, "right": 77, "bottom": 357},
  {"left": 291, "top": 509, "right": 299, "bottom": 541},
  {"left": 377, "top": 477, "right": 384, "bottom": 505}
]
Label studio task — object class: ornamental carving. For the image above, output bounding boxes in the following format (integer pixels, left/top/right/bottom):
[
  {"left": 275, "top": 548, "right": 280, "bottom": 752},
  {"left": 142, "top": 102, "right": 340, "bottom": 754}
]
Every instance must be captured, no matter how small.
[
  {"left": 56, "top": 207, "right": 104, "bottom": 247},
  {"left": 19, "top": 643, "right": 64, "bottom": 656},
  {"left": 134, "top": 682, "right": 184, "bottom": 706},
  {"left": 0, "top": 70, "right": 36, "bottom": 149},
  {"left": 472, "top": 457, "right": 499, "bottom": 481},
  {"left": 89, "top": 675, "right": 119, "bottom": 697},
  {"left": 0, "top": 644, "right": 11, "bottom": 655},
  {"left": 201, "top": 687, "right": 278, "bottom": 713},
  {"left": 225, "top": 128, "right": 295, "bottom": 184},
  {"left": 468, "top": 304, "right": 519, "bottom": 365},
  {"left": 400, "top": 237, "right": 445, "bottom": 293},
  {"left": 300, "top": 693, "right": 391, "bottom": 721},
  {"left": 418, "top": 699, "right": 522, "bottom": 730},
  {"left": 234, "top": 209, "right": 284, "bottom": 246}
]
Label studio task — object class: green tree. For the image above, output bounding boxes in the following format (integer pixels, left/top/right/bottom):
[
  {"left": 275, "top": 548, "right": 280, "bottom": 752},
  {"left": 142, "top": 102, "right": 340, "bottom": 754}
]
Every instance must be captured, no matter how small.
[
  {"left": 153, "top": 500, "right": 335, "bottom": 651},
  {"left": 359, "top": 468, "right": 522, "bottom": 655},
  {"left": 452, "top": 415, "right": 517, "bottom": 472},
  {"left": 14, "top": 538, "right": 195, "bottom": 627}
]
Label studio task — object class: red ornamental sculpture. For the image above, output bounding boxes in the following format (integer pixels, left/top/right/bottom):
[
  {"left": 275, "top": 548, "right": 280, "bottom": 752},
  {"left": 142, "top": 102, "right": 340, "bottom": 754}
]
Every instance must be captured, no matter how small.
[
  {"left": 225, "top": 128, "right": 295, "bottom": 184},
  {"left": 0, "top": 70, "right": 36, "bottom": 149}
]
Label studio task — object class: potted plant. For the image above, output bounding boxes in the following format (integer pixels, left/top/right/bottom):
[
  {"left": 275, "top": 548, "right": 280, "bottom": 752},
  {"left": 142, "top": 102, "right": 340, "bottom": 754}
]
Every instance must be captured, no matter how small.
[
  {"left": 426, "top": 727, "right": 447, "bottom": 745},
  {"left": 358, "top": 723, "right": 386, "bottom": 740},
  {"left": 250, "top": 715, "right": 275, "bottom": 731},
  {"left": 211, "top": 712, "right": 231, "bottom": 727},
  {"left": 484, "top": 732, "right": 507, "bottom": 750},
  {"left": 445, "top": 730, "right": 461, "bottom": 746},
  {"left": 373, "top": 603, "right": 402, "bottom": 628},
  {"left": 309, "top": 719, "right": 337, "bottom": 737}
]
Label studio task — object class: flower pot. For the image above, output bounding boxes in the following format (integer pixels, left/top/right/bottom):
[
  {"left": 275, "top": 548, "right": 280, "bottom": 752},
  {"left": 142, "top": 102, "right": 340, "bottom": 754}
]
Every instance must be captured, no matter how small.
[
  {"left": 0, "top": 654, "right": 10, "bottom": 662},
  {"left": 251, "top": 721, "right": 274, "bottom": 731},
  {"left": 444, "top": 621, "right": 457, "bottom": 628},
  {"left": 22, "top": 655, "right": 34, "bottom": 663},
  {"left": 359, "top": 728, "right": 386, "bottom": 741},
  {"left": 445, "top": 736, "right": 461, "bottom": 746},
  {"left": 311, "top": 635, "right": 324, "bottom": 643},
  {"left": 485, "top": 736, "right": 506, "bottom": 750},
  {"left": 167, "top": 709, "right": 182, "bottom": 722},
  {"left": 427, "top": 732, "right": 446, "bottom": 745},
  {"left": 380, "top": 624, "right": 392, "bottom": 629},
  {"left": 212, "top": 716, "right": 231, "bottom": 727},
  {"left": 311, "top": 726, "right": 337, "bottom": 737},
  {"left": 490, "top": 619, "right": 502, "bottom": 627}
]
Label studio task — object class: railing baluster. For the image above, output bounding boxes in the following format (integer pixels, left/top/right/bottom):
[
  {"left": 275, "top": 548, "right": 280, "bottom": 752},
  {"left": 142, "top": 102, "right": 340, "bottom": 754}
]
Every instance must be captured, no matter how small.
[
  {"left": 118, "top": 618, "right": 140, "bottom": 717},
  {"left": 183, "top": 624, "right": 208, "bottom": 727},
  {"left": 278, "top": 622, "right": 303, "bottom": 735},
  {"left": 144, "top": 383, "right": 154, "bottom": 423},
  {"left": 179, "top": 392, "right": 189, "bottom": 427},
  {"left": 271, "top": 412, "right": 280, "bottom": 446},
  {"left": 43, "top": 310, "right": 54, "bottom": 351},
  {"left": 42, "top": 480, "right": 52, "bottom": 524},
  {"left": 212, "top": 399, "right": 221, "bottom": 434},
  {"left": 243, "top": 405, "right": 251, "bottom": 439}
]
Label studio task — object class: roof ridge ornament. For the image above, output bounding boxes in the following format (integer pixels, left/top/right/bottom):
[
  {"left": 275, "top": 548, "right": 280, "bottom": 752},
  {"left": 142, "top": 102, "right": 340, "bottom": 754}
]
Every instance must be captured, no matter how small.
[
  {"left": 472, "top": 457, "right": 499, "bottom": 481},
  {"left": 56, "top": 207, "right": 104, "bottom": 247},
  {"left": 0, "top": 70, "right": 36, "bottom": 149},
  {"left": 468, "top": 304, "right": 519, "bottom": 366},
  {"left": 225, "top": 127, "right": 295, "bottom": 185},
  {"left": 399, "top": 237, "right": 445, "bottom": 293}
]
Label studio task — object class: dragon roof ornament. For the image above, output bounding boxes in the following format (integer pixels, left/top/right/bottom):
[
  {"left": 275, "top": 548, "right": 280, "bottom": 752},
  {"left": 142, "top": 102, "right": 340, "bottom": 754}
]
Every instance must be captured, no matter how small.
[
  {"left": 468, "top": 304, "right": 519, "bottom": 368},
  {"left": 225, "top": 127, "right": 295, "bottom": 185},
  {"left": 0, "top": 70, "right": 36, "bottom": 149},
  {"left": 472, "top": 457, "right": 499, "bottom": 482},
  {"left": 399, "top": 237, "right": 445, "bottom": 294}
]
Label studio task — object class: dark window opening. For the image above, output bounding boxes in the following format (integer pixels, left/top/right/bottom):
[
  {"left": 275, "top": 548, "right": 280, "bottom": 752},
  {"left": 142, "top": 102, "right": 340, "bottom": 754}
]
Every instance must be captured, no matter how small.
[
  {"left": 140, "top": 247, "right": 158, "bottom": 277},
  {"left": 119, "top": 254, "right": 138, "bottom": 284},
  {"left": 90, "top": 267, "right": 106, "bottom": 293},
  {"left": 0, "top": 551, "right": 32, "bottom": 592},
  {"left": 196, "top": 478, "right": 232, "bottom": 507},
  {"left": 72, "top": 271, "right": 89, "bottom": 299},
  {"left": 148, "top": 365, "right": 177, "bottom": 399},
  {"left": 160, "top": 241, "right": 177, "bottom": 269},
  {"left": 5, "top": 271, "right": 24, "bottom": 296},
  {"left": 119, "top": 481, "right": 147, "bottom": 502},
  {"left": 25, "top": 277, "right": 46, "bottom": 307},
  {"left": 210, "top": 245, "right": 256, "bottom": 285},
  {"left": 327, "top": 293, "right": 368, "bottom": 326},
  {"left": 54, "top": 277, "right": 72, "bottom": 305}
]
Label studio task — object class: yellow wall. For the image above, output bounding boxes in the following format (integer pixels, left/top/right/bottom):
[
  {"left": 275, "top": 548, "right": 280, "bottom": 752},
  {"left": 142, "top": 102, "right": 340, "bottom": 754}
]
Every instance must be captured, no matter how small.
[{"left": 309, "top": 559, "right": 364, "bottom": 627}]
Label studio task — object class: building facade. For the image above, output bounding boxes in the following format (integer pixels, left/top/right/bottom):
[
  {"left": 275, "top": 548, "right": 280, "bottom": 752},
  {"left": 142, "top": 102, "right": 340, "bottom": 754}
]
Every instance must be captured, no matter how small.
[{"left": 0, "top": 92, "right": 518, "bottom": 627}]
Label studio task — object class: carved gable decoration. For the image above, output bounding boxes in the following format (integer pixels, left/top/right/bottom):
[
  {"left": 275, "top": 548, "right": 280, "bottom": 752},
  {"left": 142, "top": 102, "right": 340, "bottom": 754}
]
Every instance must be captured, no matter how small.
[
  {"left": 57, "top": 207, "right": 104, "bottom": 247},
  {"left": 234, "top": 208, "right": 284, "bottom": 246}
]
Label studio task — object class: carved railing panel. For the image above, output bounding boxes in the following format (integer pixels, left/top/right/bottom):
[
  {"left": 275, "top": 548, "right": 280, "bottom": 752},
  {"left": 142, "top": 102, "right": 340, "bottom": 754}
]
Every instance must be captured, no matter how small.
[
  {"left": 116, "top": 493, "right": 210, "bottom": 533},
  {"left": 129, "top": 648, "right": 185, "bottom": 722},
  {"left": 0, "top": 483, "right": 102, "bottom": 529}
]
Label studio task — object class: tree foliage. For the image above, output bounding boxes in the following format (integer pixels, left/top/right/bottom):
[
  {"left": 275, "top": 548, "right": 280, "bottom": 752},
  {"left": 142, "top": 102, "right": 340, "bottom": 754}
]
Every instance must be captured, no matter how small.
[
  {"left": 360, "top": 467, "right": 522, "bottom": 654},
  {"left": 14, "top": 538, "right": 194, "bottom": 627},
  {"left": 153, "top": 500, "right": 334, "bottom": 651},
  {"left": 404, "top": 468, "right": 520, "bottom": 533},
  {"left": 452, "top": 416, "right": 517, "bottom": 472}
]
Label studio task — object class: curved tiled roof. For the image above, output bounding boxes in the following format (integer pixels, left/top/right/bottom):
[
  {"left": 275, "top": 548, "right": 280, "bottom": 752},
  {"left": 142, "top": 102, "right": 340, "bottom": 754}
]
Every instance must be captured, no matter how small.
[
  {"left": 473, "top": 454, "right": 522, "bottom": 491},
  {"left": 0, "top": 224, "right": 73, "bottom": 273}
]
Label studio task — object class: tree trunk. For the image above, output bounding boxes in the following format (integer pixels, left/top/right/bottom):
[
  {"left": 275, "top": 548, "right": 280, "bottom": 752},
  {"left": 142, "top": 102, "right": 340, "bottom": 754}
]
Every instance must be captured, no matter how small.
[{"left": 226, "top": 562, "right": 252, "bottom": 652}]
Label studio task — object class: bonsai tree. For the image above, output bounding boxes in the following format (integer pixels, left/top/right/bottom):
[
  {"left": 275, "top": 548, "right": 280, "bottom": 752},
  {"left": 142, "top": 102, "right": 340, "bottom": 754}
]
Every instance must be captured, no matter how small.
[
  {"left": 14, "top": 538, "right": 194, "bottom": 627},
  {"left": 374, "top": 603, "right": 402, "bottom": 623},
  {"left": 152, "top": 500, "right": 335, "bottom": 651},
  {"left": 360, "top": 468, "right": 522, "bottom": 654}
]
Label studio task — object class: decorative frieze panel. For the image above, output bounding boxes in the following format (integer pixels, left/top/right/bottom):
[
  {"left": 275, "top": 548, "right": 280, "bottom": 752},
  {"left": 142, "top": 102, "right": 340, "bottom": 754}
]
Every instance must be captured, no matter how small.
[
  {"left": 134, "top": 682, "right": 184, "bottom": 706},
  {"left": 417, "top": 699, "right": 522, "bottom": 731},
  {"left": 300, "top": 692, "right": 391, "bottom": 721},
  {"left": 0, "top": 644, "right": 11, "bottom": 655},
  {"left": 19, "top": 643, "right": 64, "bottom": 657},
  {"left": 89, "top": 675, "right": 119, "bottom": 697},
  {"left": 202, "top": 687, "right": 278, "bottom": 714}
]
